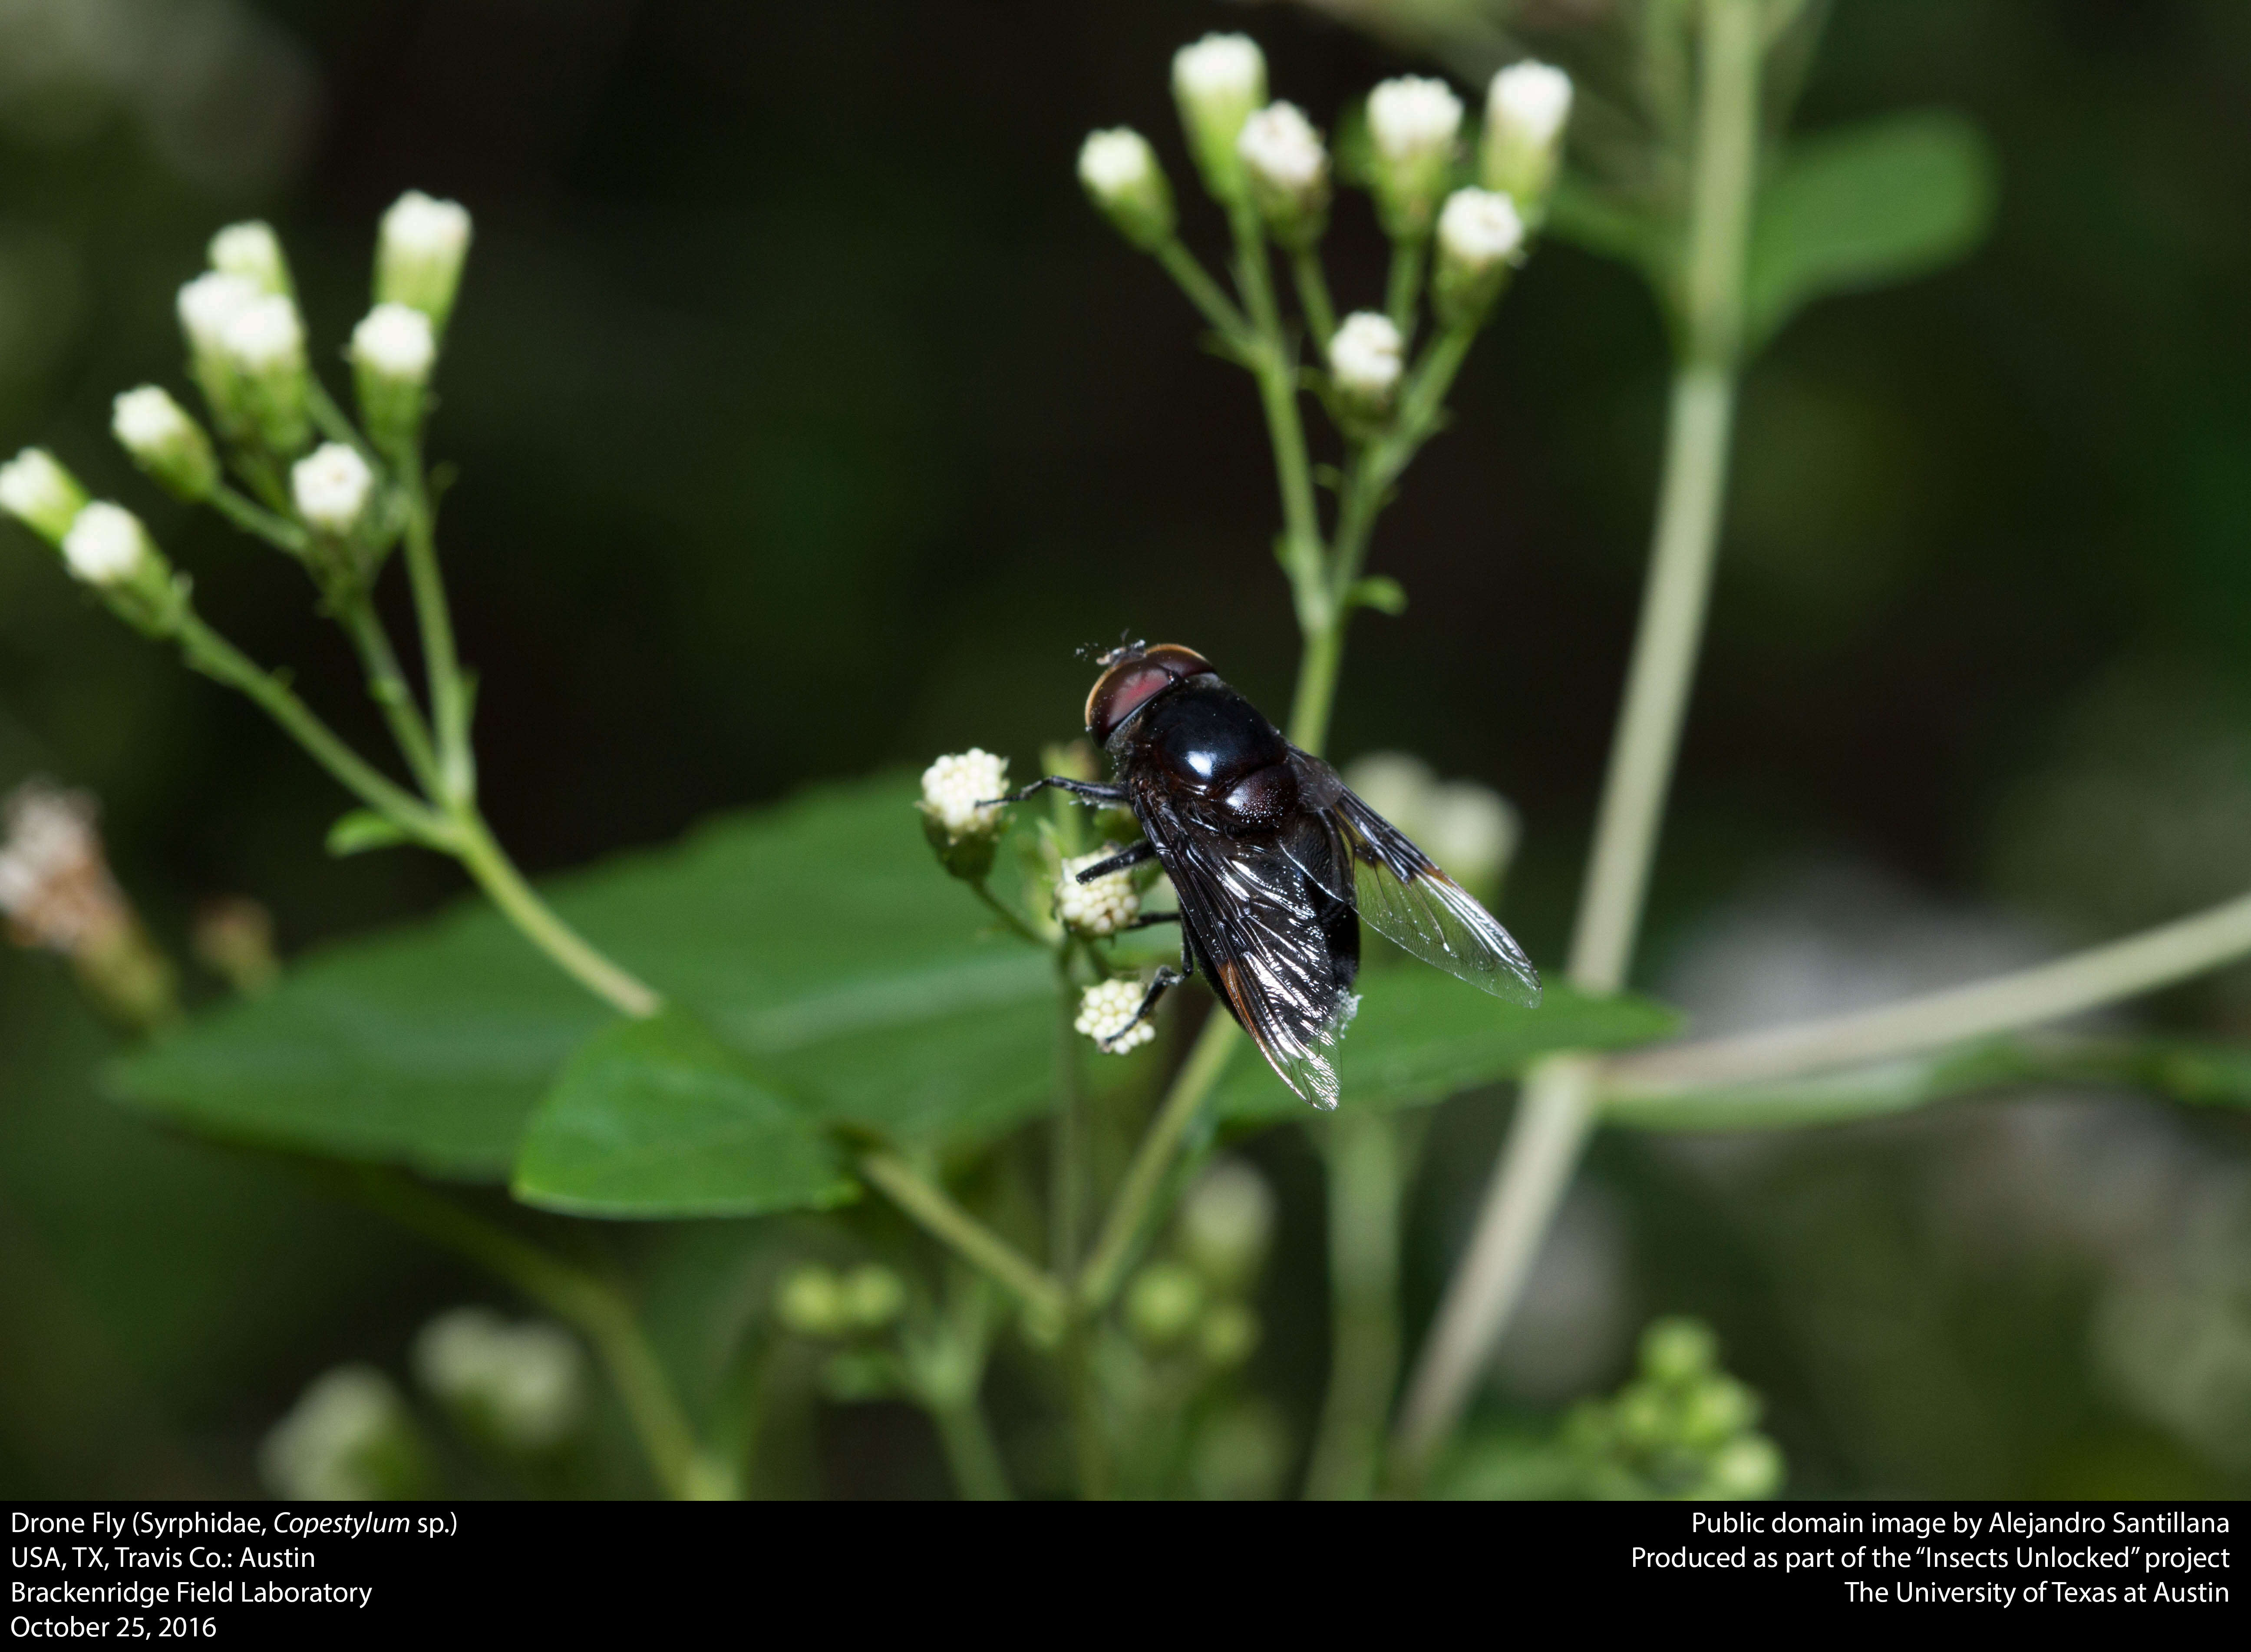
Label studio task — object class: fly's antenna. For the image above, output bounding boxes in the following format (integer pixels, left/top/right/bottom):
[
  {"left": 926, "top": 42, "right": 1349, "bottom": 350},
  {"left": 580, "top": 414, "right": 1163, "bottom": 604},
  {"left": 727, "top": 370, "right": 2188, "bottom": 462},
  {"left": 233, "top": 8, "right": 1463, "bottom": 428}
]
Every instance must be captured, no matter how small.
[{"left": 1091, "top": 632, "right": 1147, "bottom": 669}]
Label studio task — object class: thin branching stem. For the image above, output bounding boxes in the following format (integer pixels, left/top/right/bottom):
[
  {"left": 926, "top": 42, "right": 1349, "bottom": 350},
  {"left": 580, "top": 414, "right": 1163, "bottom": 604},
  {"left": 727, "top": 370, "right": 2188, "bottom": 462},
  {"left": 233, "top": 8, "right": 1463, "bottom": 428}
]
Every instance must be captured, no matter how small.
[{"left": 859, "top": 1151, "right": 1067, "bottom": 1321}]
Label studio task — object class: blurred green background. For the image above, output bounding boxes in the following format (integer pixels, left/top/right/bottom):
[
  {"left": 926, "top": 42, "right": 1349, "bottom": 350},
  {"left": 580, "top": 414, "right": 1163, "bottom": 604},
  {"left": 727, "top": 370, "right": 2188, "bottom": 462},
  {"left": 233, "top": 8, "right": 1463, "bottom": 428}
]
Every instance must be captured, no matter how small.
[{"left": 3, "top": 0, "right": 2248, "bottom": 1496}]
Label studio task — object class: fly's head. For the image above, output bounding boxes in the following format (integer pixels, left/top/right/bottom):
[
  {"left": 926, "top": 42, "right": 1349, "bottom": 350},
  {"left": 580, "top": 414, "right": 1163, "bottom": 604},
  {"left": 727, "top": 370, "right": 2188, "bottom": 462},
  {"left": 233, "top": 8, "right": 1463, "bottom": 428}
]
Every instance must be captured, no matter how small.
[{"left": 1084, "top": 641, "right": 1215, "bottom": 747}]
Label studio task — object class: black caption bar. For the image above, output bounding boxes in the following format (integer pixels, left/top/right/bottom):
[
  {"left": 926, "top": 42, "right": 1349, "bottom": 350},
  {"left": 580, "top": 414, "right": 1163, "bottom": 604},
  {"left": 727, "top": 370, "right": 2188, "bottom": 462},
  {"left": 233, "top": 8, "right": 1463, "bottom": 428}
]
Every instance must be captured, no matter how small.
[{"left": 3, "top": 1500, "right": 2241, "bottom": 1639}]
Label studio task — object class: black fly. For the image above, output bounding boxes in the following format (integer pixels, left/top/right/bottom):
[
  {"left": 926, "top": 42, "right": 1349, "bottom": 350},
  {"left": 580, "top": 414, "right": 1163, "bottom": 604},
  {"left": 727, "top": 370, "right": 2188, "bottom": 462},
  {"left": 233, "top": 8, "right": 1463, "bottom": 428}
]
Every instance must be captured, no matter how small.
[{"left": 990, "top": 642, "right": 1540, "bottom": 1109}]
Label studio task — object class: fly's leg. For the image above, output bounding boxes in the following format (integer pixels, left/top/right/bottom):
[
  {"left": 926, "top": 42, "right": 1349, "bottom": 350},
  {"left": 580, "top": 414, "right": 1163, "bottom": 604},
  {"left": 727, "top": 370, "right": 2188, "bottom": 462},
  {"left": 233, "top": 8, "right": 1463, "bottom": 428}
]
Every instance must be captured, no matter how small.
[
  {"left": 984, "top": 776, "right": 1128, "bottom": 808},
  {"left": 1116, "top": 911, "right": 1179, "bottom": 931},
  {"left": 1097, "top": 927, "right": 1194, "bottom": 1051},
  {"left": 1075, "top": 839, "right": 1155, "bottom": 882}
]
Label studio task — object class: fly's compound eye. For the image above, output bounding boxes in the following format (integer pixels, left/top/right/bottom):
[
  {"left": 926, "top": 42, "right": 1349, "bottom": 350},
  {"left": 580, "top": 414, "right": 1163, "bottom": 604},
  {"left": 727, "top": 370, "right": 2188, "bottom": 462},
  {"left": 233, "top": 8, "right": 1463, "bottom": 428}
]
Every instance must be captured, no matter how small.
[{"left": 1085, "top": 643, "right": 1216, "bottom": 743}]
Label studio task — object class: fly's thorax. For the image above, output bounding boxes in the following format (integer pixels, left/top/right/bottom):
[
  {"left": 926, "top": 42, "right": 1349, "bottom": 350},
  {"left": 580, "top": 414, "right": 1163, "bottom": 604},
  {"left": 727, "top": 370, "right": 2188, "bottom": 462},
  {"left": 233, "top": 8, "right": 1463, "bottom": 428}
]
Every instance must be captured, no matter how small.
[{"left": 1117, "top": 674, "right": 1290, "bottom": 800}]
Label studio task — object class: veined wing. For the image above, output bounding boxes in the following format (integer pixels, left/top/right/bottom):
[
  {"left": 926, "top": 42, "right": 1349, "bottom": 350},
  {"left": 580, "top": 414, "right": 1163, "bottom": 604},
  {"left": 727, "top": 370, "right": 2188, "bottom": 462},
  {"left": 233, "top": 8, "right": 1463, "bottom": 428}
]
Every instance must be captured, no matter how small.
[
  {"left": 1286, "top": 750, "right": 1542, "bottom": 1008},
  {"left": 1135, "top": 785, "right": 1354, "bottom": 1110}
]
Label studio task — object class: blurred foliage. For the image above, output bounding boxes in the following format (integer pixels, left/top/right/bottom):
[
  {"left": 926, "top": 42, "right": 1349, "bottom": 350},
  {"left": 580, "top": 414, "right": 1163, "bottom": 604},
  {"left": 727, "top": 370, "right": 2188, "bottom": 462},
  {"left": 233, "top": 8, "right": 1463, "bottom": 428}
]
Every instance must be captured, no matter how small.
[{"left": 1, "top": 0, "right": 2248, "bottom": 1496}]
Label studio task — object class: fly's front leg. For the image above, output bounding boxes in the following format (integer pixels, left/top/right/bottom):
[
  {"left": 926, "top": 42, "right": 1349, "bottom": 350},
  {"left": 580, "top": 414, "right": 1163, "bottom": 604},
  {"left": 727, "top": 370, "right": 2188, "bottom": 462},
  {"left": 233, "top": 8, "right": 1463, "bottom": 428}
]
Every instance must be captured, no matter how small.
[
  {"left": 1097, "top": 925, "right": 1195, "bottom": 1050},
  {"left": 1075, "top": 839, "right": 1155, "bottom": 883},
  {"left": 984, "top": 776, "right": 1128, "bottom": 809}
]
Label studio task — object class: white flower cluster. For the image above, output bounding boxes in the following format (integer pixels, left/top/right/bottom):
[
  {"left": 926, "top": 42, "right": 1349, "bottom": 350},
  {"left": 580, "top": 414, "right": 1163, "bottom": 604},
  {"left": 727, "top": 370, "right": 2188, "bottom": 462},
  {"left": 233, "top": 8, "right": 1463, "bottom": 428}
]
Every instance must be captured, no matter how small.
[
  {"left": 1329, "top": 311, "right": 1404, "bottom": 404},
  {"left": 1238, "top": 100, "right": 1324, "bottom": 194},
  {"left": 0, "top": 447, "right": 85, "bottom": 542},
  {"left": 1076, "top": 976, "right": 1156, "bottom": 1053},
  {"left": 1439, "top": 188, "right": 1526, "bottom": 272},
  {"left": 353, "top": 302, "right": 436, "bottom": 387},
  {"left": 1056, "top": 844, "right": 1141, "bottom": 937},
  {"left": 292, "top": 442, "right": 375, "bottom": 534},
  {"left": 1172, "top": 33, "right": 1267, "bottom": 199},
  {"left": 1367, "top": 75, "right": 1463, "bottom": 164},
  {"left": 919, "top": 748, "right": 1010, "bottom": 840},
  {"left": 0, "top": 781, "right": 121, "bottom": 954},
  {"left": 412, "top": 1307, "right": 585, "bottom": 1452},
  {"left": 257, "top": 1365, "right": 417, "bottom": 1501},
  {"left": 61, "top": 502, "right": 152, "bottom": 587},
  {"left": 208, "top": 220, "right": 290, "bottom": 295},
  {"left": 377, "top": 191, "right": 473, "bottom": 328},
  {"left": 1078, "top": 128, "right": 1175, "bottom": 250},
  {"left": 1482, "top": 60, "right": 1574, "bottom": 205}
]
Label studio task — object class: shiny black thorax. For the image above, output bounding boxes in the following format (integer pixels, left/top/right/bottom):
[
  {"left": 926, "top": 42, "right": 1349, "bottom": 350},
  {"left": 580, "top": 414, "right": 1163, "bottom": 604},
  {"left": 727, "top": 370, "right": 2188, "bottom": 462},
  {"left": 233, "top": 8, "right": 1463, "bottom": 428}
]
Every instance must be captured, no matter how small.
[{"left": 1107, "top": 673, "right": 1359, "bottom": 997}]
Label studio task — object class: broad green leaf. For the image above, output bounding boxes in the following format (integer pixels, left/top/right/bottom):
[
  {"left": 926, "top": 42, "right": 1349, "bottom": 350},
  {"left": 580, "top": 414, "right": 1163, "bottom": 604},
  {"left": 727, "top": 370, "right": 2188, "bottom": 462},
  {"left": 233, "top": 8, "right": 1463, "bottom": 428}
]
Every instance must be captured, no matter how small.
[
  {"left": 1214, "top": 975, "right": 1680, "bottom": 1123},
  {"left": 111, "top": 775, "right": 1061, "bottom": 1178},
  {"left": 513, "top": 1008, "right": 855, "bottom": 1219},
  {"left": 1743, "top": 110, "right": 1997, "bottom": 351},
  {"left": 1604, "top": 1034, "right": 2251, "bottom": 1132}
]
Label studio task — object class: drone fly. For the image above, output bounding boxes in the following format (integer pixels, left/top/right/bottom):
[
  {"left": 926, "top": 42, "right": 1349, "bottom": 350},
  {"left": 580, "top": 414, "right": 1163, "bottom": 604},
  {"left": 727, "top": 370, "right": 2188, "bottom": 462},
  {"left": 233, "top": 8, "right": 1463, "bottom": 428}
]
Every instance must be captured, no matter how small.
[{"left": 992, "top": 642, "right": 1540, "bottom": 1109}]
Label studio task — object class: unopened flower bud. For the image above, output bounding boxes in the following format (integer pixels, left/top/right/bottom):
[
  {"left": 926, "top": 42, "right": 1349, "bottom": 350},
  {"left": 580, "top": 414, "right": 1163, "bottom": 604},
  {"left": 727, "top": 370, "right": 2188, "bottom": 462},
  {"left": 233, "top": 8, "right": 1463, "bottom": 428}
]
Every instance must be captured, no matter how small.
[
  {"left": 350, "top": 303, "right": 436, "bottom": 453},
  {"left": 376, "top": 191, "right": 472, "bottom": 334},
  {"left": 258, "top": 1366, "right": 431, "bottom": 1500},
  {"left": 839, "top": 1264, "right": 908, "bottom": 1332},
  {"left": 208, "top": 220, "right": 293, "bottom": 296},
  {"left": 919, "top": 748, "right": 1009, "bottom": 881},
  {"left": 112, "top": 387, "right": 218, "bottom": 501},
  {"left": 191, "top": 895, "right": 280, "bottom": 996},
  {"left": 0, "top": 782, "right": 119, "bottom": 955},
  {"left": 1433, "top": 187, "right": 1525, "bottom": 326},
  {"left": 1366, "top": 76, "right": 1463, "bottom": 239},
  {"left": 1178, "top": 1160, "right": 1275, "bottom": 1291},
  {"left": 1237, "top": 101, "right": 1329, "bottom": 249},
  {"left": 292, "top": 442, "right": 375, "bottom": 535},
  {"left": 1702, "top": 1432, "right": 1785, "bottom": 1498},
  {"left": 61, "top": 502, "right": 152, "bottom": 588},
  {"left": 1056, "top": 844, "right": 1141, "bottom": 937},
  {"left": 1481, "top": 61, "right": 1573, "bottom": 215},
  {"left": 776, "top": 1265, "right": 850, "bottom": 1338},
  {"left": 1125, "top": 1261, "right": 1206, "bottom": 1349},
  {"left": 1327, "top": 311, "right": 1403, "bottom": 410},
  {"left": 1078, "top": 129, "right": 1175, "bottom": 252},
  {"left": 1640, "top": 1315, "right": 1719, "bottom": 1387},
  {"left": 413, "top": 1307, "right": 586, "bottom": 1453},
  {"left": 1076, "top": 976, "right": 1155, "bottom": 1054},
  {"left": 1172, "top": 33, "right": 1267, "bottom": 204},
  {"left": 220, "top": 293, "right": 310, "bottom": 454},
  {"left": 0, "top": 447, "right": 87, "bottom": 544},
  {"left": 176, "top": 271, "right": 260, "bottom": 438},
  {"left": 1198, "top": 1301, "right": 1261, "bottom": 1369}
]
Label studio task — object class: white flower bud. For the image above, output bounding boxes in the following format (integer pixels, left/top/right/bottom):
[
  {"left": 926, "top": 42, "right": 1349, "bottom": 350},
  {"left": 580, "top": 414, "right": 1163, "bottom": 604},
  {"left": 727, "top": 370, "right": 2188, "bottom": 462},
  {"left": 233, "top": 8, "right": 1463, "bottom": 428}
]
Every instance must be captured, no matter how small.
[
  {"left": 112, "top": 387, "right": 218, "bottom": 501},
  {"left": 1076, "top": 976, "right": 1155, "bottom": 1053},
  {"left": 1433, "top": 187, "right": 1526, "bottom": 325},
  {"left": 177, "top": 271, "right": 261, "bottom": 359},
  {"left": 350, "top": 303, "right": 437, "bottom": 452},
  {"left": 1172, "top": 33, "right": 1267, "bottom": 203},
  {"left": 412, "top": 1307, "right": 587, "bottom": 1453},
  {"left": 0, "top": 781, "right": 123, "bottom": 955},
  {"left": 1056, "top": 843, "right": 1142, "bottom": 937},
  {"left": 1238, "top": 101, "right": 1330, "bottom": 248},
  {"left": 291, "top": 443, "right": 375, "bottom": 535},
  {"left": 60, "top": 502, "right": 152, "bottom": 587},
  {"left": 1482, "top": 61, "right": 1573, "bottom": 209},
  {"left": 1125, "top": 1261, "right": 1205, "bottom": 1348},
  {"left": 1327, "top": 311, "right": 1403, "bottom": 407},
  {"left": 219, "top": 293, "right": 310, "bottom": 454},
  {"left": 208, "top": 220, "right": 292, "bottom": 296},
  {"left": 1178, "top": 1159, "right": 1275, "bottom": 1291},
  {"left": 0, "top": 447, "right": 88, "bottom": 544},
  {"left": 258, "top": 1365, "right": 427, "bottom": 1500},
  {"left": 1078, "top": 128, "right": 1176, "bottom": 251},
  {"left": 919, "top": 748, "right": 1010, "bottom": 842},
  {"left": 1366, "top": 76, "right": 1463, "bottom": 239},
  {"left": 376, "top": 191, "right": 473, "bottom": 332}
]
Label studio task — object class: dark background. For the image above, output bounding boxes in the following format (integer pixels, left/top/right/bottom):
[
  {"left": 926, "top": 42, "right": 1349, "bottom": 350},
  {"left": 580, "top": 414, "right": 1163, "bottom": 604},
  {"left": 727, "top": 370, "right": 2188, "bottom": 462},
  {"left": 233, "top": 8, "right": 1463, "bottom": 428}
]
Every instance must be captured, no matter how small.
[{"left": 2, "top": 0, "right": 2247, "bottom": 1496}]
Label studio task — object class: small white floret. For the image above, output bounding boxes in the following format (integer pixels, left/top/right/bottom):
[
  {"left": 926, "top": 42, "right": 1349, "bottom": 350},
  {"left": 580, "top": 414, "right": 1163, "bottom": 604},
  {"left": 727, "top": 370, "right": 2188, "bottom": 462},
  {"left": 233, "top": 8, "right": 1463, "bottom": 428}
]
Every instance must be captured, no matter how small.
[
  {"left": 1080, "top": 129, "right": 1156, "bottom": 201},
  {"left": 220, "top": 293, "right": 305, "bottom": 372},
  {"left": 1329, "top": 311, "right": 1404, "bottom": 401},
  {"left": 1076, "top": 977, "right": 1156, "bottom": 1054},
  {"left": 381, "top": 191, "right": 472, "bottom": 264},
  {"left": 60, "top": 502, "right": 150, "bottom": 586},
  {"left": 0, "top": 448, "right": 86, "bottom": 541},
  {"left": 1367, "top": 75, "right": 1463, "bottom": 162},
  {"left": 1439, "top": 188, "right": 1525, "bottom": 270},
  {"left": 1172, "top": 33, "right": 1265, "bottom": 104},
  {"left": 352, "top": 303, "right": 437, "bottom": 385},
  {"left": 208, "top": 221, "right": 290, "bottom": 294},
  {"left": 258, "top": 1366, "right": 413, "bottom": 1501},
  {"left": 292, "top": 443, "right": 375, "bottom": 534},
  {"left": 176, "top": 271, "right": 261, "bottom": 356},
  {"left": 1056, "top": 844, "right": 1142, "bottom": 938},
  {"left": 111, "top": 386, "right": 195, "bottom": 454},
  {"left": 920, "top": 749, "right": 1010, "bottom": 841},
  {"left": 1489, "top": 60, "right": 1574, "bottom": 147},
  {"left": 1237, "top": 101, "right": 1325, "bottom": 192}
]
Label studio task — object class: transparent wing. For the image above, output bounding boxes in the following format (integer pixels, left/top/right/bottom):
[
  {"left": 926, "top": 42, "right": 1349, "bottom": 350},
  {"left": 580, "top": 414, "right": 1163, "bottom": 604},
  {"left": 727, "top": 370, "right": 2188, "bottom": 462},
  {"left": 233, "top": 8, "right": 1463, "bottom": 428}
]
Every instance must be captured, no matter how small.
[
  {"left": 1286, "top": 750, "right": 1543, "bottom": 1008},
  {"left": 1135, "top": 786, "right": 1353, "bottom": 1110}
]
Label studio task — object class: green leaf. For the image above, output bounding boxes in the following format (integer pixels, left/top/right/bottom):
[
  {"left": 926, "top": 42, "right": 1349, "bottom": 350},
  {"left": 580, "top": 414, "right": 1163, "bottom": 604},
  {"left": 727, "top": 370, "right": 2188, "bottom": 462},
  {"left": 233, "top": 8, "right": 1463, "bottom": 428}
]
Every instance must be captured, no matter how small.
[
  {"left": 512, "top": 1008, "right": 855, "bottom": 1219},
  {"left": 326, "top": 809, "right": 411, "bottom": 856},
  {"left": 1743, "top": 110, "right": 1997, "bottom": 351},
  {"left": 111, "top": 775, "right": 1061, "bottom": 1179},
  {"left": 1347, "top": 575, "right": 1409, "bottom": 617},
  {"left": 1214, "top": 975, "right": 1680, "bottom": 1123}
]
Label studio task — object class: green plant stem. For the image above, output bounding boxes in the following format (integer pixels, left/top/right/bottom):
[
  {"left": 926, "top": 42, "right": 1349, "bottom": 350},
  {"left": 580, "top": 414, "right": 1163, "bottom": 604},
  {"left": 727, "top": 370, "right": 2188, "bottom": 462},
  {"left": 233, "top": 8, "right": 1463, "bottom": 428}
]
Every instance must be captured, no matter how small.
[
  {"left": 859, "top": 1151, "right": 1066, "bottom": 1322},
  {"left": 1607, "top": 884, "right": 2251, "bottom": 1097},
  {"left": 1304, "top": 1107, "right": 1413, "bottom": 1500},
  {"left": 1154, "top": 238, "right": 1253, "bottom": 344},
  {"left": 392, "top": 439, "right": 473, "bottom": 802},
  {"left": 1077, "top": 1010, "right": 1240, "bottom": 1310},
  {"left": 1052, "top": 958, "right": 1086, "bottom": 1278},
  {"left": 1385, "top": 237, "right": 1428, "bottom": 340},
  {"left": 972, "top": 882, "right": 1045, "bottom": 946},
  {"left": 173, "top": 613, "right": 446, "bottom": 841},
  {"left": 450, "top": 811, "right": 662, "bottom": 1018},
  {"left": 1230, "top": 204, "right": 1330, "bottom": 636},
  {"left": 1393, "top": 0, "right": 1765, "bottom": 1471},
  {"left": 930, "top": 1394, "right": 1015, "bottom": 1501},
  {"left": 206, "top": 483, "right": 308, "bottom": 557},
  {"left": 1293, "top": 248, "right": 1338, "bottom": 351},
  {"left": 339, "top": 601, "right": 445, "bottom": 800},
  {"left": 340, "top": 1168, "right": 729, "bottom": 1500}
]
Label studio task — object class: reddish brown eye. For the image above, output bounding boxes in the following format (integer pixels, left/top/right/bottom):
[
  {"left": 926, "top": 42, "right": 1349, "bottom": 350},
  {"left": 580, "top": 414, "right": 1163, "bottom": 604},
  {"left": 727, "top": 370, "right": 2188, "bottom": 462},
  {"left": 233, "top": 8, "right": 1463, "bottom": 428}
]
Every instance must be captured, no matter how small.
[{"left": 1084, "top": 644, "right": 1217, "bottom": 742}]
